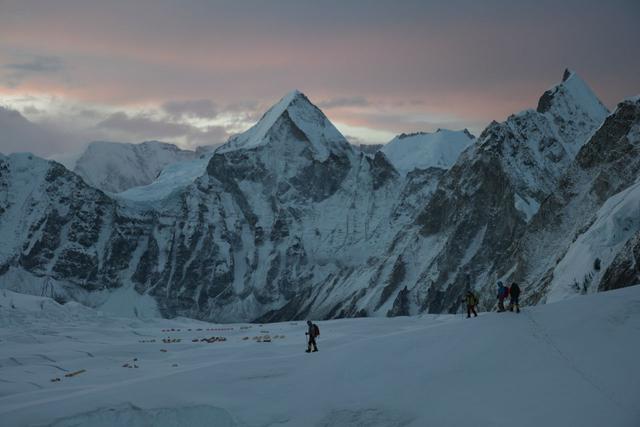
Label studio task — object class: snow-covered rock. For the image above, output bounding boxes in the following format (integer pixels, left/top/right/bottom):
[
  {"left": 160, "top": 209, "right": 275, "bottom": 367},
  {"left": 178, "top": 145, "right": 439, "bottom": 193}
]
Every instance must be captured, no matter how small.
[
  {"left": 380, "top": 129, "right": 475, "bottom": 175},
  {"left": 514, "top": 97, "right": 640, "bottom": 302},
  {"left": 537, "top": 69, "right": 610, "bottom": 157},
  {"left": 376, "top": 69, "right": 612, "bottom": 315},
  {"left": 0, "top": 92, "right": 417, "bottom": 322}
]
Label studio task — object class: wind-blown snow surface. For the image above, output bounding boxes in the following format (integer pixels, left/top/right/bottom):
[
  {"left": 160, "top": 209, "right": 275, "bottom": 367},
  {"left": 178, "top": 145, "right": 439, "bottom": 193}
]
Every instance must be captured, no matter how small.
[
  {"left": 1, "top": 287, "right": 639, "bottom": 427},
  {"left": 380, "top": 129, "right": 475, "bottom": 175}
]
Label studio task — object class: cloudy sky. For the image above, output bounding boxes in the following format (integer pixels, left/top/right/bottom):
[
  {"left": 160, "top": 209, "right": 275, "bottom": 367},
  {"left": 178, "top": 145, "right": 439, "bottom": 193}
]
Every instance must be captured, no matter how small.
[{"left": 0, "top": 0, "right": 638, "bottom": 157}]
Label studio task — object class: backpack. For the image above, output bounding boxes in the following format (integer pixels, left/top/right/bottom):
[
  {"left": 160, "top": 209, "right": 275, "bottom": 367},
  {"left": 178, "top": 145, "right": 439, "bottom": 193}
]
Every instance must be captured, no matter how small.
[
  {"left": 466, "top": 293, "right": 477, "bottom": 306},
  {"left": 511, "top": 284, "right": 520, "bottom": 297},
  {"left": 313, "top": 324, "right": 320, "bottom": 337}
]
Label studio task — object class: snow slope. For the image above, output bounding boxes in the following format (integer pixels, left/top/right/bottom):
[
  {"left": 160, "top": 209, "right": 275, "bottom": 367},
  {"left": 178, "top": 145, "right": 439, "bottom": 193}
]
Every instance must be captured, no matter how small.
[
  {"left": 0, "top": 286, "right": 638, "bottom": 426},
  {"left": 73, "top": 141, "right": 197, "bottom": 193},
  {"left": 116, "top": 154, "right": 213, "bottom": 204},
  {"left": 380, "top": 129, "right": 475, "bottom": 175},
  {"left": 547, "top": 179, "right": 640, "bottom": 302}
]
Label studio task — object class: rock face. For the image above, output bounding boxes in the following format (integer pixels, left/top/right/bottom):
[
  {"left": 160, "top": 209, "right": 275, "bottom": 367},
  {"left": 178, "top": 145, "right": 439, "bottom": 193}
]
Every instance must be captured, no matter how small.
[
  {"left": 599, "top": 232, "right": 640, "bottom": 292},
  {"left": 73, "top": 140, "right": 198, "bottom": 193},
  {"left": 0, "top": 153, "right": 120, "bottom": 292},
  {"left": 0, "top": 74, "right": 638, "bottom": 322}
]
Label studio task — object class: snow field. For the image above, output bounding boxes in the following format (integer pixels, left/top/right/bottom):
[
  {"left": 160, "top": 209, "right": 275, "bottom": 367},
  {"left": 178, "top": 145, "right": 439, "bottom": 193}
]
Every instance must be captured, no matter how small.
[{"left": 1, "top": 287, "right": 639, "bottom": 426}]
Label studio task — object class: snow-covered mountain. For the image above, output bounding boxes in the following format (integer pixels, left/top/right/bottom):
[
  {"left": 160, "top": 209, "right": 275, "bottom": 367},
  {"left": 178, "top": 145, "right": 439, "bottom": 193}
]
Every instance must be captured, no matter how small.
[
  {"left": 380, "top": 128, "right": 475, "bottom": 175},
  {"left": 511, "top": 96, "right": 640, "bottom": 303},
  {"left": 72, "top": 140, "right": 198, "bottom": 193},
  {"left": 0, "top": 91, "right": 409, "bottom": 321},
  {"left": 340, "top": 69, "right": 612, "bottom": 316},
  {"left": 0, "top": 71, "right": 638, "bottom": 323},
  {"left": 218, "top": 90, "right": 351, "bottom": 161}
]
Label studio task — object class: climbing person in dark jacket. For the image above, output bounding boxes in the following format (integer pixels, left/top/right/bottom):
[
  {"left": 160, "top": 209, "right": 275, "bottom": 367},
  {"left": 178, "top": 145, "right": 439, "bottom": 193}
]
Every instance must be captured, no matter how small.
[
  {"left": 509, "top": 282, "right": 521, "bottom": 313},
  {"left": 497, "top": 281, "right": 507, "bottom": 312},
  {"left": 465, "top": 291, "right": 478, "bottom": 318},
  {"left": 305, "top": 320, "right": 319, "bottom": 353}
]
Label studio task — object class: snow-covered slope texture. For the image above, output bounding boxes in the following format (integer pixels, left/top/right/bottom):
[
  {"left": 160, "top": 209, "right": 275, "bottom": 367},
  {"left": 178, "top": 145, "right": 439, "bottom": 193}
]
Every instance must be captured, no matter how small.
[
  {"left": 381, "top": 129, "right": 475, "bottom": 175},
  {"left": 116, "top": 153, "right": 213, "bottom": 204},
  {"left": 1, "top": 287, "right": 639, "bottom": 427},
  {"left": 546, "top": 179, "right": 640, "bottom": 302},
  {"left": 73, "top": 140, "right": 198, "bottom": 193}
]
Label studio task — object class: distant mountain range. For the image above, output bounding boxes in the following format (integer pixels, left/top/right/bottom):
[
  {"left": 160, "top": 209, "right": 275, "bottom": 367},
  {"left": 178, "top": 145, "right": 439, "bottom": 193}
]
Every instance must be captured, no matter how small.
[{"left": 0, "top": 69, "right": 638, "bottom": 322}]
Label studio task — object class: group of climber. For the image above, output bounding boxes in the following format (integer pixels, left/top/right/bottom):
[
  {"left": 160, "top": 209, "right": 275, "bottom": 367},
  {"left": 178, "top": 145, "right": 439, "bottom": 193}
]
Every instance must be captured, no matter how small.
[
  {"left": 497, "top": 281, "right": 520, "bottom": 313},
  {"left": 303, "top": 282, "right": 521, "bottom": 351},
  {"left": 464, "top": 281, "right": 521, "bottom": 318}
]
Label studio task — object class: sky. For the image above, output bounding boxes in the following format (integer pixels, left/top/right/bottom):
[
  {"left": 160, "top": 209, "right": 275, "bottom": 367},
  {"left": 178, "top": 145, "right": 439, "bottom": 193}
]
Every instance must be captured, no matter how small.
[{"left": 0, "top": 0, "right": 639, "bottom": 157}]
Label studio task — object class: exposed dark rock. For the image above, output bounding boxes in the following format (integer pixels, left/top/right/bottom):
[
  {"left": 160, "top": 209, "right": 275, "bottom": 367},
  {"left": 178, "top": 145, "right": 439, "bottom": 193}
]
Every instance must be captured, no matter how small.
[
  {"left": 387, "top": 286, "right": 410, "bottom": 317},
  {"left": 599, "top": 233, "right": 640, "bottom": 292},
  {"left": 376, "top": 256, "right": 406, "bottom": 310},
  {"left": 370, "top": 152, "right": 399, "bottom": 190}
]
